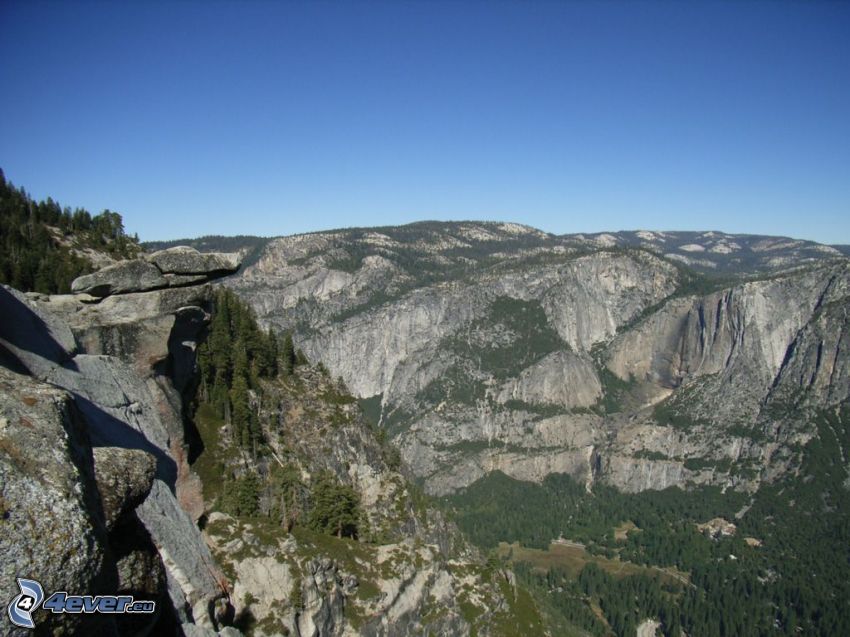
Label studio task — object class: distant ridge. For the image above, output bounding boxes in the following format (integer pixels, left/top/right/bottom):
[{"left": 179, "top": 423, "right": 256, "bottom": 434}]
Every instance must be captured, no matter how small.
[{"left": 143, "top": 221, "right": 849, "bottom": 276}]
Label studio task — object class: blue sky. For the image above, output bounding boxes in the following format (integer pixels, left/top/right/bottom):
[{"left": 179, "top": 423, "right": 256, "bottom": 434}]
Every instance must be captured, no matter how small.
[{"left": 1, "top": 1, "right": 849, "bottom": 243}]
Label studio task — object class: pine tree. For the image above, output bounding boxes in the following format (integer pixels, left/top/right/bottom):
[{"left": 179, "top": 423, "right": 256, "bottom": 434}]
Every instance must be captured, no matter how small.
[
  {"left": 281, "top": 333, "right": 296, "bottom": 377},
  {"left": 265, "top": 329, "right": 279, "bottom": 378},
  {"left": 307, "top": 472, "right": 361, "bottom": 539},
  {"left": 230, "top": 373, "right": 251, "bottom": 448}
]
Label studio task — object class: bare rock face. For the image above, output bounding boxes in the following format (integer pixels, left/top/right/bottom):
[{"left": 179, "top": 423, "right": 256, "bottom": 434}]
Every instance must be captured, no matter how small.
[
  {"left": 291, "top": 251, "right": 677, "bottom": 402},
  {"left": 605, "top": 262, "right": 850, "bottom": 424},
  {"left": 195, "top": 361, "right": 535, "bottom": 637},
  {"left": 72, "top": 259, "right": 169, "bottom": 297},
  {"left": 203, "top": 511, "right": 510, "bottom": 637},
  {"left": 767, "top": 275, "right": 850, "bottom": 410},
  {"left": 229, "top": 237, "right": 681, "bottom": 495},
  {"left": 1, "top": 248, "right": 242, "bottom": 634},
  {"left": 0, "top": 367, "right": 116, "bottom": 636},
  {"left": 71, "top": 246, "right": 240, "bottom": 297},
  {"left": 296, "top": 559, "right": 347, "bottom": 637},
  {"left": 496, "top": 350, "right": 602, "bottom": 409},
  {"left": 93, "top": 447, "right": 156, "bottom": 531}
]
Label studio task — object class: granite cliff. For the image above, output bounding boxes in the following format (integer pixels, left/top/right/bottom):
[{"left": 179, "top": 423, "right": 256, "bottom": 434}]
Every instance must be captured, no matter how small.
[{"left": 222, "top": 222, "right": 850, "bottom": 496}]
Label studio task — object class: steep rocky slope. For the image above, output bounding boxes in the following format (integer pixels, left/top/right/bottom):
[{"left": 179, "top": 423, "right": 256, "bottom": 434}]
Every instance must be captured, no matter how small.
[
  {"left": 1, "top": 247, "right": 240, "bottom": 635},
  {"left": 223, "top": 222, "right": 850, "bottom": 496},
  {"left": 192, "top": 363, "right": 543, "bottom": 636}
]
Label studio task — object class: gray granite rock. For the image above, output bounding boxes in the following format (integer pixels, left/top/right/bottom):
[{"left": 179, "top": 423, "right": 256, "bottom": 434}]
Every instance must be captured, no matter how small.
[
  {"left": 70, "top": 247, "right": 241, "bottom": 298},
  {"left": 93, "top": 447, "right": 156, "bottom": 530},
  {"left": 1, "top": 274, "right": 229, "bottom": 632},
  {"left": 72, "top": 259, "right": 168, "bottom": 297},
  {"left": 0, "top": 367, "right": 116, "bottom": 636},
  {"left": 146, "top": 246, "right": 240, "bottom": 275},
  {"left": 223, "top": 223, "right": 850, "bottom": 495}
]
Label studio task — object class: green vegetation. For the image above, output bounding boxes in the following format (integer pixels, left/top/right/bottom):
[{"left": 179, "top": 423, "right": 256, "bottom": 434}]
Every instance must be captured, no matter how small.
[
  {"left": 516, "top": 561, "right": 683, "bottom": 637},
  {"left": 220, "top": 472, "right": 262, "bottom": 517},
  {"left": 318, "top": 377, "right": 358, "bottom": 406},
  {"left": 632, "top": 450, "right": 669, "bottom": 461},
  {"left": 324, "top": 251, "right": 363, "bottom": 273},
  {"left": 445, "top": 404, "right": 850, "bottom": 635},
  {"left": 729, "top": 407, "right": 850, "bottom": 636},
  {"left": 196, "top": 288, "right": 284, "bottom": 453},
  {"left": 652, "top": 398, "right": 707, "bottom": 431},
  {"left": 499, "top": 542, "right": 685, "bottom": 585},
  {"left": 671, "top": 266, "right": 741, "bottom": 299},
  {"left": 357, "top": 394, "right": 383, "bottom": 427},
  {"left": 470, "top": 296, "right": 565, "bottom": 377},
  {"left": 190, "top": 288, "right": 374, "bottom": 542},
  {"left": 0, "top": 168, "right": 140, "bottom": 293},
  {"left": 307, "top": 471, "right": 363, "bottom": 539},
  {"left": 190, "top": 403, "right": 227, "bottom": 502},
  {"left": 445, "top": 471, "right": 746, "bottom": 559},
  {"left": 326, "top": 289, "right": 400, "bottom": 323},
  {"left": 487, "top": 575, "right": 550, "bottom": 637},
  {"left": 595, "top": 367, "right": 636, "bottom": 414},
  {"left": 648, "top": 376, "right": 719, "bottom": 430},
  {"left": 683, "top": 457, "right": 732, "bottom": 472},
  {"left": 501, "top": 398, "right": 565, "bottom": 417},
  {"left": 310, "top": 226, "right": 598, "bottom": 325}
]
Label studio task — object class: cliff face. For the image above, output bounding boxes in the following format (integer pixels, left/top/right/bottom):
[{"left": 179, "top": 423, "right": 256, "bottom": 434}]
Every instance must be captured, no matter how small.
[
  {"left": 0, "top": 247, "right": 239, "bottom": 635},
  {"left": 605, "top": 266, "right": 846, "bottom": 418},
  {"left": 224, "top": 222, "right": 850, "bottom": 496}
]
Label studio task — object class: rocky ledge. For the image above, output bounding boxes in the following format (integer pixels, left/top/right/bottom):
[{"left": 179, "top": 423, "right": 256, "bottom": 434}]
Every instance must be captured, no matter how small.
[
  {"left": 0, "top": 246, "right": 242, "bottom": 635},
  {"left": 71, "top": 246, "right": 240, "bottom": 298}
]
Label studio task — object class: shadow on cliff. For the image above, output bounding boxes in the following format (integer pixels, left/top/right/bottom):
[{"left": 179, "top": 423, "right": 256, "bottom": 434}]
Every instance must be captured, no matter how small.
[
  {"left": 0, "top": 286, "right": 78, "bottom": 371},
  {"left": 0, "top": 340, "right": 30, "bottom": 375},
  {"left": 73, "top": 394, "right": 178, "bottom": 490}
]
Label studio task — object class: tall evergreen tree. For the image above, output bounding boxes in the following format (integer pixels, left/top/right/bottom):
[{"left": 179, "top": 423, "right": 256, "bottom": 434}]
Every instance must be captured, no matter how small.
[{"left": 281, "top": 333, "right": 296, "bottom": 377}]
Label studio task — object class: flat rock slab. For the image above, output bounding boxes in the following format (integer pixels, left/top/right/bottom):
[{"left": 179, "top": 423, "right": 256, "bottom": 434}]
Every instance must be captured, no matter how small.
[
  {"left": 72, "top": 260, "right": 167, "bottom": 297},
  {"left": 146, "top": 246, "right": 240, "bottom": 275},
  {"left": 71, "top": 247, "right": 241, "bottom": 297}
]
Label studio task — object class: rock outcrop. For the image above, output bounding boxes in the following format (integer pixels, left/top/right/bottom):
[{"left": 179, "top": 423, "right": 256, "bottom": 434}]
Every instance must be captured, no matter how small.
[
  {"left": 604, "top": 264, "right": 845, "bottom": 423},
  {"left": 495, "top": 350, "right": 602, "bottom": 409},
  {"left": 0, "top": 246, "right": 241, "bottom": 634},
  {"left": 0, "top": 367, "right": 115, "bottom": 636},
  {"left": 192, "top": 358, "right": 540, "bottom": 637},
  {"left": 6, "top": 221, "right": 848, "bottom": 634},
  {"left": 2, "top": 240, "right": 542, "bottom": 636},
  {"left": 71, "top": 246, "right": 239, "bottom": 297},
  {"left": 93, "top": 447, "right": 157, "bottom": 530}
]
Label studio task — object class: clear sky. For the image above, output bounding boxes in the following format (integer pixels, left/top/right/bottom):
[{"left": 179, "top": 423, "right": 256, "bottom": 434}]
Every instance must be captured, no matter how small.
[{"left": 1, "top": 1, "right": 849, "bottom": 244}]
